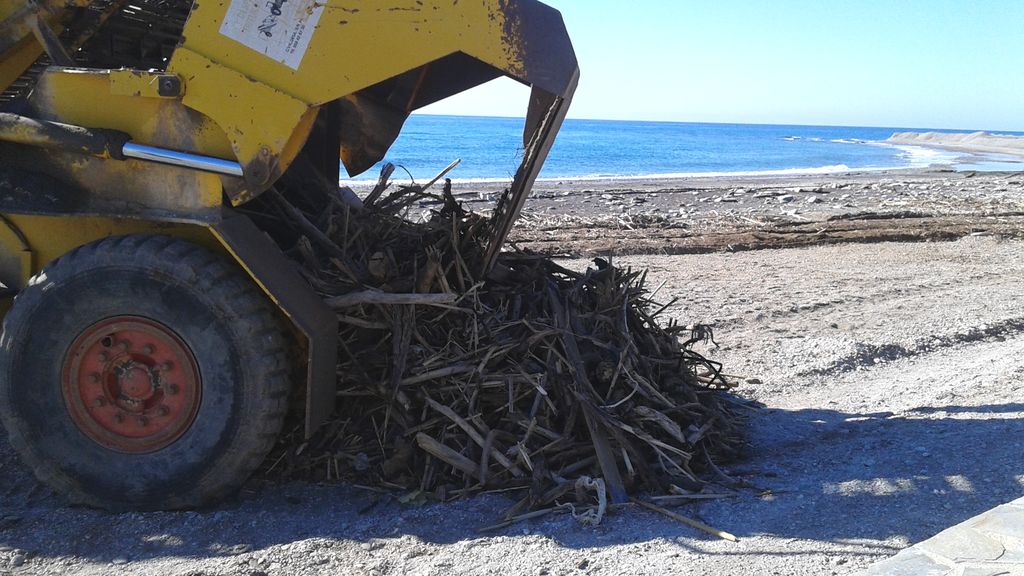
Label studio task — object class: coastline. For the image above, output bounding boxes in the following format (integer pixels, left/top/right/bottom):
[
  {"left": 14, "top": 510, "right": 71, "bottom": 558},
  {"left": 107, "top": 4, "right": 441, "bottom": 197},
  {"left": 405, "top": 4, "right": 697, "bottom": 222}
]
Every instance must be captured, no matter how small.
[
  {"left": 343, "top": 164, "right": 936, "bottom": 189},
  {"left": 343, "top": 148, "right": 1017, "bottom": 191},
  {"left": 888, "top": 131, "right": 1024, "bottom": 159},
  {"left": 342, "top": 127, "right": 1024, "bottom": 190},
  {"left": 434, "top": 167, "right": 1024, "bottom": 256},
  {"left": 343, "top": 132, "right": 1024, "bottom": 257}
]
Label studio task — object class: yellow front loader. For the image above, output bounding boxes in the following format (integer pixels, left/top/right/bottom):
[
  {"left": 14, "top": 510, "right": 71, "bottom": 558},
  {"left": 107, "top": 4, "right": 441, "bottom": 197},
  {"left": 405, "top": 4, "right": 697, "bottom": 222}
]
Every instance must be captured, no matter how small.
[{"left": 0, "top": 0, "right": 577, "bottom": 509}]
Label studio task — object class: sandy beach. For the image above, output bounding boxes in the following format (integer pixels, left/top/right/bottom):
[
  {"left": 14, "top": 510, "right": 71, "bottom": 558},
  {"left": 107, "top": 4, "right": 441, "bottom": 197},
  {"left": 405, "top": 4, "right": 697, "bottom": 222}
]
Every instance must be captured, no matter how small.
[
  {"left": 440, "top": 166, "right": 1024, "bottom": 256},
  {"left": 3, "top": 160, "right": 1024, "bottom": 575},
  {"left": 389, "top": 133, "right": 1024, "bottom": 257},
  {"left": 1, "top": 0, "right": 1022, "bottom": 569}
]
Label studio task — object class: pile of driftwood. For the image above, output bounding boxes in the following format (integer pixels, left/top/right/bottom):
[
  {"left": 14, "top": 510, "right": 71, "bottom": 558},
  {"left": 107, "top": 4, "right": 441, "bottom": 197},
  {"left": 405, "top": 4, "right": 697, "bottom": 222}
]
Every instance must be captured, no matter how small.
[{"left": 257, "top": 169, "right": 748, "bottom": 525}]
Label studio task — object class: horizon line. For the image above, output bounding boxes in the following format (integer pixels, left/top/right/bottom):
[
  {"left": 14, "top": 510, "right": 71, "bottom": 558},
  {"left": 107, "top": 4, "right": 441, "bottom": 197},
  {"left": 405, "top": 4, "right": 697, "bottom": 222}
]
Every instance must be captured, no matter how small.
[{"left": 411, "top": 112, "right": 1023, "bottom": 135}]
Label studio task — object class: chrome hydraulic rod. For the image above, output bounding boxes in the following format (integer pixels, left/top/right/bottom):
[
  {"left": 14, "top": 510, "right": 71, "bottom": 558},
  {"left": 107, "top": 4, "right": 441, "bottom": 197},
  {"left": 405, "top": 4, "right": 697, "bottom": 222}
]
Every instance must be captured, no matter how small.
[
  {"left": 0, "top": 112, "right": 243, "bottom": 177},
  {"left": 122, "top": 143, "right": 243, "bottom": 177}
]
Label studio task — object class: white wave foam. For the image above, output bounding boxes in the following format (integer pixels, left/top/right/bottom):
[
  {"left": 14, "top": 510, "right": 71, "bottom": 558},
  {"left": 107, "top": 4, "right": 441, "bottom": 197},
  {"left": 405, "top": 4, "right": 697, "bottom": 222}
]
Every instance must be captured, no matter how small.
[
  {"left": 887, "top": 144, "right": 963, "bottom": 167},
  {"left": 341, "top": 176, "right": 515, "bottom": 187},
  {"left": 340, "top": 163, "right": 898, "bottom": 187},
  {"left": 531, "top": 164, "right": 861, "bottom": 181},
  {"left": 340, "top": 138, "right": 956, "bottom": 186}
]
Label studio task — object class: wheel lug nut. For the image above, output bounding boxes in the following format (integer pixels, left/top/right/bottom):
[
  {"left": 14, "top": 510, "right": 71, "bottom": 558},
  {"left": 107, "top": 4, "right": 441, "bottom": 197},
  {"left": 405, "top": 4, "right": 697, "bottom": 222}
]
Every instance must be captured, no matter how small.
[
  {"left": 160, "top": 362, "right": 173, "bottom": 371},
  {"left": 142, "top": 344, "right": 155, "bottom": 355},
  {"left": 98, "top": 352, "right": 109, "bottom": 362},
  {"left": 136, "top": 416, "right": 148, "bottom": 427},
  {"left": 117, "top": 340, "right": 130, "bottom": 351},
  {"left": 88, "top": 373, "right": 100, "bottom": 384},
  {"left": 113, "top": 413, "right": 125, "bottom": 423},
  {"left": 93, "top": 396, "right": 107, "bottom": 407},
  {"left": 166, "top": 383, "right": 179, "bottom": 395},
  {"left": 158, "top": 405, "right": 170, "bottom": 416}
]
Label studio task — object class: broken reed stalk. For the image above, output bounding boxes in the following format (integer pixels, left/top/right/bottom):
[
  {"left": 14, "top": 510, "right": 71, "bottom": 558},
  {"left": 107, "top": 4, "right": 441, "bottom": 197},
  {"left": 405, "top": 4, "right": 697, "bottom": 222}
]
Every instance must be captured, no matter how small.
[
  {"left": 633, "top": 498, "right": 738, "bottom": 542},
  {"left": 326, "top": 290, "right": 458, "bottom": 308},
  {"left": 258, "top": 174, "right": 749, "bottom": 525}
]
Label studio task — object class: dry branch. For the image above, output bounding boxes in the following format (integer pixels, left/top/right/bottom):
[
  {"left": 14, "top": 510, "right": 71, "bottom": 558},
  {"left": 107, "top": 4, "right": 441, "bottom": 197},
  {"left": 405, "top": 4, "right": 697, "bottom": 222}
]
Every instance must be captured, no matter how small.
[
  {"left": 257, "top": 171, "right": 749, "bottom": 523},
  {"left": 326, "top": 291, "right": 458, "bottom": 308},
  {"left": 634, "top": 498, "right": 738, "bottom": 542}
]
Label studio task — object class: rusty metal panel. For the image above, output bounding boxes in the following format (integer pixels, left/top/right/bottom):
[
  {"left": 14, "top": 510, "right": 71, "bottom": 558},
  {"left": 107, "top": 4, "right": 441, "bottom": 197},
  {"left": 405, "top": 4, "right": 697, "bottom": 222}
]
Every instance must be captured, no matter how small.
[
  {"left": 212, "top": 215, "right": 338, "bottom": 437},
  {"left": 483, "top": 89, "right": 574, "bottom": 274}
]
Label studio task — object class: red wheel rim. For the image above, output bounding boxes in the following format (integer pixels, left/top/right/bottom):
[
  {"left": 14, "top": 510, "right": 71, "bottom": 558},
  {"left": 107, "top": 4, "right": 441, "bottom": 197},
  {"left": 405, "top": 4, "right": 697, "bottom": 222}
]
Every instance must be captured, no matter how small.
[{"left": 61, "top": 316, "right": 201, "bottom": 453}]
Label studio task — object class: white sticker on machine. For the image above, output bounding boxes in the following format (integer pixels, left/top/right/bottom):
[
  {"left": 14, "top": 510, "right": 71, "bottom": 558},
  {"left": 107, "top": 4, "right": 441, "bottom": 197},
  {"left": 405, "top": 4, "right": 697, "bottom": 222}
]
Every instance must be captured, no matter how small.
[{"left": 219, "top": 0, "right": 324, "bottom": 70}]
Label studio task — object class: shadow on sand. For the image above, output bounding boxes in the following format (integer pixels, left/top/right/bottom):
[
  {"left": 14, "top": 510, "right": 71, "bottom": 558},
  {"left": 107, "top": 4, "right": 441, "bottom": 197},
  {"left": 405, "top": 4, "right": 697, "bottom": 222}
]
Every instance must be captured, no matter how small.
[{"left": 1, "top": 402, "right": 1021, "bottom": 563}]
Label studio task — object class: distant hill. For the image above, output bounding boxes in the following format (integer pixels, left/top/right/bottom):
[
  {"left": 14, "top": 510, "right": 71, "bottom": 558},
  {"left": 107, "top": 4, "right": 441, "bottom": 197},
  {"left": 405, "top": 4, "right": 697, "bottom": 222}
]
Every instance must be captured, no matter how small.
[{"left": 888, "top": 131, "right": 1024, "bottom": 158}]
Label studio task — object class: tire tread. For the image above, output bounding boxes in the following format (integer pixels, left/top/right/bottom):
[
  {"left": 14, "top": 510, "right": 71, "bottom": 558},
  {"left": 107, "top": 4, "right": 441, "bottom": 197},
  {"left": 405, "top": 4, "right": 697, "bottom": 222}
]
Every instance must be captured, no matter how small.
[{"left": 0, "top": 234, "right": 293, "bottom": 510}]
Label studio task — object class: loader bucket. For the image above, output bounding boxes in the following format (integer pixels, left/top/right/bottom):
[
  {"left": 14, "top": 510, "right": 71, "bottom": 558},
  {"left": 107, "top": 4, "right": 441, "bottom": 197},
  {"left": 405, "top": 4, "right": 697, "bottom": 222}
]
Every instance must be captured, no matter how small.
[
  {"left": 326, "top": 0, "right": 580, "bottom": 269},
  {"left": 335, "top": 0, "right": 580, "bottom": 177},
  {"left": 166, "top": 0, "right": 579, "bottom": 212}
]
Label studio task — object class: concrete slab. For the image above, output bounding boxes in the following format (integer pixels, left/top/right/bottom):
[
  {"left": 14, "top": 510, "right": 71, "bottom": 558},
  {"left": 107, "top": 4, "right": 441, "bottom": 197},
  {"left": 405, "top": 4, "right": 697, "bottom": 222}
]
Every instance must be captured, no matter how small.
[{"left": 865, "top": 496, "right": 1024, "bottom": 575}]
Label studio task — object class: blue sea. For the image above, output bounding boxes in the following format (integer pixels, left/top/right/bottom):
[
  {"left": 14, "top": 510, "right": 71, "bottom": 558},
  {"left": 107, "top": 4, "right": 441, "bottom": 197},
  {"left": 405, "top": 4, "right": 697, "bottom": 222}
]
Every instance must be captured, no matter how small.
[{"left": 343, "top": 115, "right": 1024, "bottom": 185}]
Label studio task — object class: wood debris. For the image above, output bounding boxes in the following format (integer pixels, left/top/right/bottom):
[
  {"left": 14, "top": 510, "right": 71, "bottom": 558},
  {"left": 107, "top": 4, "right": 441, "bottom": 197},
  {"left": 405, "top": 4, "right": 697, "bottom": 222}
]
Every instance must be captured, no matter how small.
[{"left": 253, "top": 168, "right": 750, "bottom": 520}]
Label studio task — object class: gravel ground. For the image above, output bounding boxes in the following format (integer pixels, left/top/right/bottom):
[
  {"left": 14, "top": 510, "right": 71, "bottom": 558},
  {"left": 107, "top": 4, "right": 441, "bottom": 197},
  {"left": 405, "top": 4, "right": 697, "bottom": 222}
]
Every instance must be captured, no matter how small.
[
  {"left": 505, "top": 169, "right": 1024, "bottom": 255},
  {"left": 3, "top": 233, "right": 1023, "bottom": 576}
]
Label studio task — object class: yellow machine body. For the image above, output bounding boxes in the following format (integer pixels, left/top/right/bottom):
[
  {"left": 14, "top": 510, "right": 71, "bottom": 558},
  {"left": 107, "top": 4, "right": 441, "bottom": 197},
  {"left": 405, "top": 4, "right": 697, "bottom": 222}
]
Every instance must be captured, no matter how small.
[{"left": 0, "top": 0, "right": 578, "bottom": 434}]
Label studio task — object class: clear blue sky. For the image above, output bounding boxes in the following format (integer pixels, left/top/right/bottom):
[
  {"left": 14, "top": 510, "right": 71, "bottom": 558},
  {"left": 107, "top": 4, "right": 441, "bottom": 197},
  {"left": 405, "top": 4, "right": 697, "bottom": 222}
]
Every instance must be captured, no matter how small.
[{"left": 420, "top": 0, "right": 1024, "bottom": 131}]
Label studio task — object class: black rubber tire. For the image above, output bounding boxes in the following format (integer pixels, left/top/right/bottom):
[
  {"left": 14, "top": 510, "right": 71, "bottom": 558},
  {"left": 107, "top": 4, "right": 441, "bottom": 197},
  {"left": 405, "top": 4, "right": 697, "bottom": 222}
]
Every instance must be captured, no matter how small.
[{"left": 0, "top": 235, "right": 290, "bottom": 510}]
